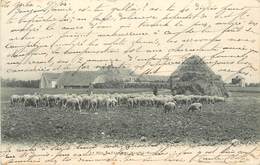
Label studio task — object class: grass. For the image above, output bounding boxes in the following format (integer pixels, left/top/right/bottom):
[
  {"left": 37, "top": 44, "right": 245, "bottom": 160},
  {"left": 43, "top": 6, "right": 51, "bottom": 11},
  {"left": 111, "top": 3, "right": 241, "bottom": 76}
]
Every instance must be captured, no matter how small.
[{"left": 1, "top": 87, "right": 260, "bottom": 145}]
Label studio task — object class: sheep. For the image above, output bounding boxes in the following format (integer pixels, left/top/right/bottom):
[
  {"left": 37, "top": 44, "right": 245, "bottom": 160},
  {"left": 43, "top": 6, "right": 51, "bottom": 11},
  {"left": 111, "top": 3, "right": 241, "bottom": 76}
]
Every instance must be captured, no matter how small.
[
  {"left": 53, "top": 94, "right": 65, "bottom": 106},
  {"left": 119, "top": 94, "right": 129, "bottom": 105},
  {"left": 187, "top": 103, "right": 202, "bottom": 112},
  {"left": 128, "top": 97, "right": 139, "bottom": 108},
  {"left": 89, "top": 97, "right": 98, "bottom": 110},
  {"left": 231, "top": 139, "right": 240, "bottom": 146},
  {"left": 113, "top": 93, "right": 123, "bottom": 105},
  {"left": 198, "top": 96, "right": 209, "bottom": 104},
  {"left": 58, "top": 94, "right": 69, "bottom": 109},
  {"left": 80, "top": 95, "right": 92, "bottom": 109},
  {"left": 145, "top": 97, "right": 155, "bottom": 106},
  {"left": 40, "top": 94, "right": 49, "bottom": 107},
  {"left": 154, "top": 96, "right": 175, "bottom": 108},
  {"left": 136, "top": 96, "right": 146, "bottom": 107},
  {"left": 164, "top": 102, "right": 176, "bottom": 113},
  {"left": 97, "top": 95, "right": 107, "bottom": 109},
  {"left": 77, "top": 95, "right": 83, "bottom": 109},
  {"left": 213, "top": 96, "right": 225, "bottom": 103},
  {"left": 190, "top": 95, "right": 200, "bottom": 103},
  {"left": 127, "top": 97, "right": 135, "bottom": 108},
  {"left": 22, "top": 94, "right": 40, "bottom": 108},
  {"left": 153, "top": 97, "right": 165, "bottom": 107},
  {"left": 64, "top": 97, "right": 81, "bottom": 111},
  {"left": 173, "top": 95, "right": 188, "bottom": 105},
  {"left": 10, "top": 95, "right": 21, "bottom": 106},
  {"left": 106, "top": 97, "right": 118, "bottom": 109},
  {"left": 46, "top": 94, "right": 57, "bottom": 107}
]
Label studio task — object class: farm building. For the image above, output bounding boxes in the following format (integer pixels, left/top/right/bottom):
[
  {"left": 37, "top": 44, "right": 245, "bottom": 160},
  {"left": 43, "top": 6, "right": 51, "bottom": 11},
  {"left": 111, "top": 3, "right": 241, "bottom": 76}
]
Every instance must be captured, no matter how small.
[
  {"left": 40, "top": 73, "right": 61, "bottom": 88},
  {"left": 169, "top": 55, "right": 229, "bottom": 97},
  {"left": 40, "top": 65, "right": 138, "bottom": 88},
  {"left": 40, "top": 63, "right": 174, "bottom": 89},
  {"left": 231, "top": 75, "right": 246, "bottom": 87}
]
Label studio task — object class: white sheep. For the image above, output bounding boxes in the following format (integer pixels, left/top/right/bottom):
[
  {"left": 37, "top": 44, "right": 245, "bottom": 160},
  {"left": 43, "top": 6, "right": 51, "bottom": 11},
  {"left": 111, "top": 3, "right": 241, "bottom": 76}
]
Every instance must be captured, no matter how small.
[
  {"left": 23, "top": 94, "right": 40, "bottom": 108},
  {"left": 10, "top": 95, "right": 21, "bottom": 106},
  {"left": 164, "top": 102, "right": 176, "bottom": 113},
  {"left": 127, "top": 97, "right": 135, "bottom": 108},
  {"left": 187, "top": 103, "right": 202, "bottom": 112},
  {"left": 90, "top": 97, "right": 98, "bottom": 110},
  {"left": 64, "top": 97, "right": 81, "bottom": 111},
  {"left": 106, "top": 97, "right": 118, "bottom": 109},
  {"left": 80, "top": 94, "right": 92, "bottom": 109}
]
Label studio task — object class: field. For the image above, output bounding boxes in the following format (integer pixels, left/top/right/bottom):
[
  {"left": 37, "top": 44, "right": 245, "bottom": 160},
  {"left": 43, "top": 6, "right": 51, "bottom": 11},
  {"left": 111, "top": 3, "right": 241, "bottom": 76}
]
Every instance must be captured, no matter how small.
[{"left": 1, "top": 87, "right": 260, "bottom": 145}]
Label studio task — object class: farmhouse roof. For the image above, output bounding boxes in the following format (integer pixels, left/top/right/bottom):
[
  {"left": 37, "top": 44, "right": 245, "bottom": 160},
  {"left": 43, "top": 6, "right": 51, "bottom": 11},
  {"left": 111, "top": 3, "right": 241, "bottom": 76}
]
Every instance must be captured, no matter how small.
[
  {"left": 42, "top": 73, "right": 61, "bottom": 81},
  {"left": 56, "top": 67, "right": 136, "bottom": 86},
  {"left": 57, "top": 71, "right": 100, "bottom": 87}
]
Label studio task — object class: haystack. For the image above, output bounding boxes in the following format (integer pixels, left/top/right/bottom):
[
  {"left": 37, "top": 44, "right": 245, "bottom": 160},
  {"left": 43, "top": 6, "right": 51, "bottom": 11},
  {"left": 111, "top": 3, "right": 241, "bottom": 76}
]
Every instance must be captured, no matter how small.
[{"left": 169, "top": 55, "right": 229, "bottom": 97}]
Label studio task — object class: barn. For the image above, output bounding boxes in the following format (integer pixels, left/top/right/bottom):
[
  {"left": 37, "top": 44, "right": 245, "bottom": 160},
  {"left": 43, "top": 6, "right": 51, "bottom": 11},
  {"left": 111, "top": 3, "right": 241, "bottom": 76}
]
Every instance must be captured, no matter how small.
[
  {"left": 169, "top": 55, "right": 229, "bottom": 97},
  {"left": 39, "top": 65, "right": 137, "bottom": 88}
]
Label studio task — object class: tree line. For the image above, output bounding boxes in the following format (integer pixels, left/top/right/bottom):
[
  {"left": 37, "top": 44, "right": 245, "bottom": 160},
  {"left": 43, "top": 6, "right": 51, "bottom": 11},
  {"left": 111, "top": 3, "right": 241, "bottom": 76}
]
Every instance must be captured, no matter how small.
[
  {"left": 246, "top": 83, "right": 260, "bottom": 87},
  {"left": 1, "top": 78, "right": 40, "bottom": 88}
]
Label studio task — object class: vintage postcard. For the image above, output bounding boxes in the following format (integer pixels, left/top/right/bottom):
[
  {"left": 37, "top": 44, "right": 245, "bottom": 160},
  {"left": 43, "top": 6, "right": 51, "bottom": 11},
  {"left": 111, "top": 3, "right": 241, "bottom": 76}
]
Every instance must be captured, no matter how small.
[{"left": 1, "top": 0, "right": 260, "bottom": 164}]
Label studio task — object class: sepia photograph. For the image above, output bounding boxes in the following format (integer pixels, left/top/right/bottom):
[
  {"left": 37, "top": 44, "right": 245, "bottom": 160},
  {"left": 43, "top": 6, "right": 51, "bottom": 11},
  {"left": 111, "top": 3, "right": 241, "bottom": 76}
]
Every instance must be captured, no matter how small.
[{"left": 1, "top": 0, "right": 260, "bottom": 164}]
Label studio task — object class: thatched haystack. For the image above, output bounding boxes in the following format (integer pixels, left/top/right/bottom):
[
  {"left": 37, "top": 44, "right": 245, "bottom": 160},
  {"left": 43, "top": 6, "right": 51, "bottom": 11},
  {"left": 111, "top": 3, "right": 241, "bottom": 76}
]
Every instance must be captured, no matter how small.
[{"left": 169, "top": 55, "right": 229, "bottom": 97}]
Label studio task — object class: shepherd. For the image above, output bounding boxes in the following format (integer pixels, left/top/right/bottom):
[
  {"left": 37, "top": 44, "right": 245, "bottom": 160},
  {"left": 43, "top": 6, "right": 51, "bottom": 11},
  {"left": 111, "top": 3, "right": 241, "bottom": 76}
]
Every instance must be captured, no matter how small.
[
  {"left": 89, "top": 83, "right": 94, "bottom": 95},
  {"left": 153, "top": 86, "right": 158, "bottom": 96}
]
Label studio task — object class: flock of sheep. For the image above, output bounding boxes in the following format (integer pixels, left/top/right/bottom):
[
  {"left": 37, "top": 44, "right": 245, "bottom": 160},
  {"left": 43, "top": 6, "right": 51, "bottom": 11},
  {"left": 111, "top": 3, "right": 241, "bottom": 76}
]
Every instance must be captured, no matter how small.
[{"left": 10, "top": 93, "right": 225, "bottom": 113}]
